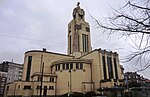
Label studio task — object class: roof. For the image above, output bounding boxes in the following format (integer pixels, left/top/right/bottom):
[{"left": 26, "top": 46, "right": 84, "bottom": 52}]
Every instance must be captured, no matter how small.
[
  {"left": 1, "top": 61, "right": 23, "bottom": 66},
  {"left": 51, "top": 58, "right": 92, "bottom": 66},
  {"left": 80, "top": 48, "right": 118, "bottom": 58},
  {"left": 31, "top": 72, "right": 57, "bottom": 78},
  {"left": 25, "top": 50, "right": 74, "bottom": 57}
]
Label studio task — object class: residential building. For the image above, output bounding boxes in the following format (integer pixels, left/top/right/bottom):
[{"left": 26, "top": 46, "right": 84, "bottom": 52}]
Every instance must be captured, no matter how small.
[
  {"left": 0, "top": 61, "right": 23, "bottom": 83},
  {"left": 0, "top": 72, "right": 7, "bottom": 97},
  {"left": 6, "top": 62, "right": 23, "bottom": 83},
  {"left": 5, "top": 3, "right": 124, "bottom": 97},
  {"left": 124, "top": 72, "right": 147, "bottom": 87},
  {"left": 0, "top": 61, "right": 23, "bottom": 97}
]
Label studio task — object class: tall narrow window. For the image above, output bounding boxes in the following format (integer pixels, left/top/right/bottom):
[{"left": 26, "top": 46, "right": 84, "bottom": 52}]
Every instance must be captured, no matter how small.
[
  {"left": 86, "top": 35, "right": 88, "bottom": 52},
  {"left": 82, "top": 34, "right": 85, "bottom": 52},
  {"left": 62, "top": 64, "right": 65, "bottom": 70},
  {"left": 37, "top": 77, "right": 41, "bottom": 81},
  {"left": 58, "top": 64, "right": 60, "bottom": 70},
  {"left": 55, "top": 65, "right": 57, "bottom": 71},
  {"left": 50, "top": 77, "right": 54, "bottom": 82},
  {"left": 26, "top": 56, "right": 32, "bottom": 81},
  {"left": 70, "top": 35, "right": 71, "bottom": 54},
  {"left": 80, "top": 63, "right": 83, "bottom": 69},
  {"left": 78, "top": 35, "right": 80, "bottom": 52},
  {"left": 102, "top": 56, "right": 107, "bottom": 80},
  {"left": 85, "top": 35, "right": 87, "bottom": 52},
  {"left": 114, "top": 58, "right": 118, "bottom": 79},
  {"left": 66, "top": 63, "right": 69, "bottom": 69},
  {"left": 107, "top": 57, "right": 113, "bottom": 79},
  {"left": 70, "top": 63, "right": 73, "bottom": 69},
  {"left": 76, "top": 63, "right": 79, "bottom": 69},
  {"left": 82, "top": 34, "right": 88, "bottom": 53}
]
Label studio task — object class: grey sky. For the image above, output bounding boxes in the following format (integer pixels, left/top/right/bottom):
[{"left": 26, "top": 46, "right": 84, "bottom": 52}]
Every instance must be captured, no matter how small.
[{"left": 0, "top": 0, "right": 149, "bottom": 78}]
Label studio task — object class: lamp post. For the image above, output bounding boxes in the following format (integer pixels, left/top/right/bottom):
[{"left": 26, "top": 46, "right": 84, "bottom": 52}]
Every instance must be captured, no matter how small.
[
  {"left": 40, "top": 62, "right": 44, "bottom": 97},
  {"left": 69, "top": 69, "right": 72, "bottom": 97},
  {"left": 40, "top": 48, "right": 46, "bottom": 97}
]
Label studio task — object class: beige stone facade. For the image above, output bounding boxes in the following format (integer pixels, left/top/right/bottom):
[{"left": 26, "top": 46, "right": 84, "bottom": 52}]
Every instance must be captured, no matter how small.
[{"left": 5, "top": 3, "right": 124, "bottom": 97}]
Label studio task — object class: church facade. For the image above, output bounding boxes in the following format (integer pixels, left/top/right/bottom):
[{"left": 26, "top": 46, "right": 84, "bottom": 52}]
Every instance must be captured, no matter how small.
[{"left": 5, "top": 4, "right": 124, "bottom": 97}]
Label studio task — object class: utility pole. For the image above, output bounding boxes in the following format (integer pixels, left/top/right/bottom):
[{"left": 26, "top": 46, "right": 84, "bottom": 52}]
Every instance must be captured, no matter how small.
[
  {"left": 40, "top": 52, "right": 43, "bottom": 73},
  {"left": 40, "top": 62, "right": 44, "bottom": 97},
  {"left": 69, "top": 70, "right": 72, "bottom": 97},
  {"left": 40, "top": 48, "right": 46, "bottom": 97}
]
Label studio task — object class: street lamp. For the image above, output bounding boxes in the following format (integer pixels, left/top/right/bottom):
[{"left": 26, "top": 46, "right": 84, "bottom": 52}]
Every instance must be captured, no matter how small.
[
  {"left": 40, "top": 62, "right": 44, "bottom": 97},
  {"left": 40, "top": 48, "right": 46, "bottom": 97},
  {"left": 69, "top": 69, "right": 72, "bottom": 97}
]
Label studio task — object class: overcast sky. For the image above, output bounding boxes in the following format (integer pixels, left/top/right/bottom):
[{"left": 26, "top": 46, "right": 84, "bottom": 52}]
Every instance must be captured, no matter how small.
[{"left": 0, "top": 0, "right": 149, "bottom": 78}]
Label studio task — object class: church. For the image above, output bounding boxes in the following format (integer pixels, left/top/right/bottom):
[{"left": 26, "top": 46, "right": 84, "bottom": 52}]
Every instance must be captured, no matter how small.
[{"left": 5, "top": 3, "right": 124, "bottom": 97}]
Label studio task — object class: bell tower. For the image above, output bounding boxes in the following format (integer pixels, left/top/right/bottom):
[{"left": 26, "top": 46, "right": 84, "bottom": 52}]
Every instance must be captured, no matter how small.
[{"left": 68, "top": 2, "right": 92, "bottom": 57}]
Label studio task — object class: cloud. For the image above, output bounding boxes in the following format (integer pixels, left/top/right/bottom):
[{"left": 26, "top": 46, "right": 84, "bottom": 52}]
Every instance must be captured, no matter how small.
[
  {"left": 0, "top": 0, "right": 149, "bottom": 78},
  {"left": 0, "top": 51, "right": 24, "bottom": 63}
]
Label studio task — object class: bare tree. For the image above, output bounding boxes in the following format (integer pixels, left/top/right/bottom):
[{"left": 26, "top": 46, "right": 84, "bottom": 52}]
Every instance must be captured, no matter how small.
[{"left": 93, "top": 0, "right": 150, "bottom": 71}]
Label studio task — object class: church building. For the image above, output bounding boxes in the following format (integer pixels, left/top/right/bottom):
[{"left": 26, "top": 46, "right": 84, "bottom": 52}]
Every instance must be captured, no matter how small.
[{"left": 5, "top": 3, "right": 124, "bottom": 97}]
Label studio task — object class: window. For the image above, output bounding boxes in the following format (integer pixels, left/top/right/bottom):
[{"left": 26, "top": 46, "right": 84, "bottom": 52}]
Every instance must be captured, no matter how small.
[
  {"left": 102, "top": 56, "right": 107, "bottom": 80},
  {"left": 66, "top": 63, "right": 69, "bottom": 69},
  {"left": 78, "top": 35, "right": 80, "bottom": 52},
  {"left": 44, "top": 86, "right": 47, "bottom": 89},
  {"left": 76, "top": 63, "right": 83, "bottom": 69},
  {"left": 55, "top": 65, "right": 57, "bottom": 71},
  {"left": 36, "top": 85, "right": 40, "bottom": 89},
  {"left": 37, "top": 77, "right": 41, "bottom": 81},
  {"left": 49, "top": 86, "right": 54, "bottom": 90},
  {"left": 55, "top": 64, "right": 60, "bottom": 71},
  {"left": 107, "top": 57, "right": 113, "bottom": 79},
  {"left": 82, "top": 34, "right": 88, "bottom": 53},
  {"left": 70, "top": 35, "right": 71, "bottom": 54},
  {"left": 58, "top": 64, "right": 60, "bottom": 70},
  {"left": 76, "top": 63, "right": 79, "bottom": 69},
  {"left": 26, "top": 56, "right": 32, "bottom": 81},
  {"left": 50, "top": 77, "right": 54, "bottom": 82},
  {"left": 70, "top": 63, "right": 73, "bottom": 69},
  {"left": 113, "top": 58, "right": 118, "bottom": 79},
  {"left": 80, "top": 63, "right": 83, "bottom": 69},
  {"left": 24, "top": 85, "right": 31, "bottom": 89},
  {"left": 62, "top": 64, "right": 65, "bottom": 69}
]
